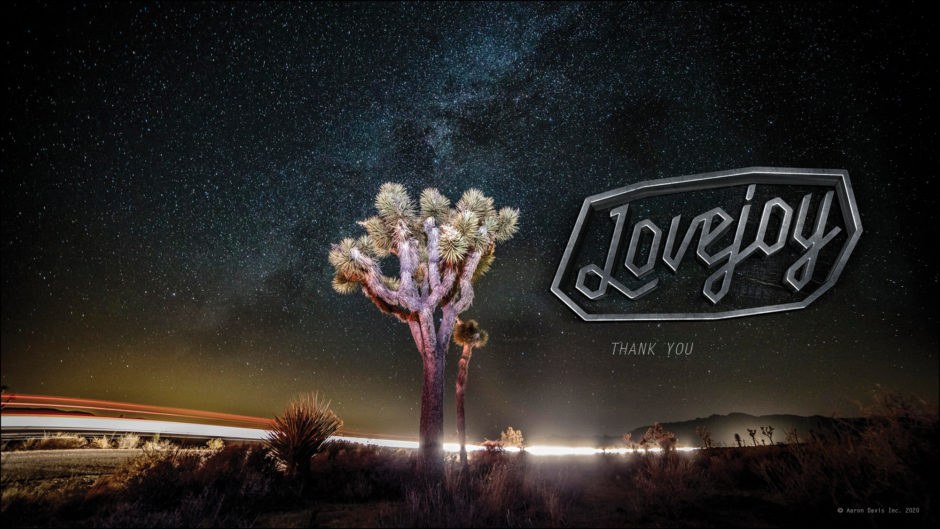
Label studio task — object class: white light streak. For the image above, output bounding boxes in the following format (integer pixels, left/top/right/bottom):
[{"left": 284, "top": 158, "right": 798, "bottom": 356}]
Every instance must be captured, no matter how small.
[{"left": 1, "top": 415, "right": 699, "bottom": 455}]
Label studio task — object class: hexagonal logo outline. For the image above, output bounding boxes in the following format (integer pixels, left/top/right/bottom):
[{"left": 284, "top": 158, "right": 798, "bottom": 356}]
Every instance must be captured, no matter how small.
[{"left": 550, "top": 167, "right": 863, "bottom": 321}]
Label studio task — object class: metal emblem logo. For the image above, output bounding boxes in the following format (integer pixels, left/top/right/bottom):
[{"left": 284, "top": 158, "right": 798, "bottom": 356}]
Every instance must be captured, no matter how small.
[{"left": 551, "top": 167, "right": 862, "bottom": 321}]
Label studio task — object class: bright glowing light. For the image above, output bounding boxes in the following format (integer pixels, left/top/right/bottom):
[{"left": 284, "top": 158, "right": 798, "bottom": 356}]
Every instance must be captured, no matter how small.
[
  {"left": 1, "top": 415, "right": 269, "bottom": 440},
  {"left": 525, "top": 445, "right": 601, "bottom": 456},
  {"left": 1, "top": 414, "right": 700, "bottom": 455}
]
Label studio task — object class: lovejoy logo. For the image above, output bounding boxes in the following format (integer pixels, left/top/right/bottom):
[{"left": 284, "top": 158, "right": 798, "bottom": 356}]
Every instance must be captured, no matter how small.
[{"left": 551, "top": 168, "right": 862, "bottom": 321}]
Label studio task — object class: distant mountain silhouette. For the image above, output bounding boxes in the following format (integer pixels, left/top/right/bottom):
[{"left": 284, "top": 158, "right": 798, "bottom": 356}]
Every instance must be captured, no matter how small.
[
  {"left": 626, "top": 413, "right": 852, "bottom": 447},
  {"left": 541, "top": 412, "right": 856, "bottom": 448}
]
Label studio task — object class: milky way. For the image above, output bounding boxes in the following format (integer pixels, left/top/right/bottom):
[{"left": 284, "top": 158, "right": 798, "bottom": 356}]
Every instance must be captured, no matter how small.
[{"left": 2, "top": 2, "right": 936, "bottom": 441}]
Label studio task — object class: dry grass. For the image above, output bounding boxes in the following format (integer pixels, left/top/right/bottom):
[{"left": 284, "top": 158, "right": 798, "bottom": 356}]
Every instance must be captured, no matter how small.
[
  {"left": 91, "top": 435, "right": 113, "bottom": 449},
  {"left": 0, "top": 449, "right": 143, "bottom": 481},
  {"left": 6, "top": 432, "right": 145, "bottom": 451},
  {"left": 116, "top": 434, "right": 140, "bottom": 450},
  {"left": 18, "top": 433, "right": 87, "bottom": 451}
]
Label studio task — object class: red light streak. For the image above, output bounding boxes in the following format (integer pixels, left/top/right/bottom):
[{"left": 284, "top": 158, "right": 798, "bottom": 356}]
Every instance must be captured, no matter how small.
[
  {"left": 0, "top": 394, "right": 415, "bottom": 441},
  {"left": 2, "top": 394, "right": 272, "bottom": 427}
]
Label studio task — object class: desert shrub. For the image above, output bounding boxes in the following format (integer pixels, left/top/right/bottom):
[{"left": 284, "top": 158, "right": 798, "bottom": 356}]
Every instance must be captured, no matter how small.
[
  {"left": 78, "top": 444, "right": 292, "bottom": 527},
  {"left": 265, "top": 392, "right": 342, "bottom": 478},
  {"left": 475, "top": 439, "right": 508, "bottom": 468},
  {"left": 91, "top": 435, "right": 113, "bottom": 449},
  {"left": 18, "top": 433, "right": 87, "bottom": 450},
  {"left": 116, "top": 433, "right": 140, "bottom": 449},
  {"left": 307, "top": 441, "right": 413, "bottom": 501},
  {"left": 384, "top": 455, "right": 583, "bottom": 528},
  {"left": 627, "top": 451, "right": 703, "bottom": 518},
  {"left": 497, "top": 426, "right": 524, "bottom": 449},
  {"left": 108, "top": 448, "right": 203, "bottom": 508},
  {"left": 141, "top": 433, "right": 174, "bottom": 453},
  {"left": 1, "top": 477, "right": 97, "bottom": 523}
]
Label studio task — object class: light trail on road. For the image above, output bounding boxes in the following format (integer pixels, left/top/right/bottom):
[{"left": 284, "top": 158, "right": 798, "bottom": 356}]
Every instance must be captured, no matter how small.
[
  {"left": 0, "top": 394, "right": 699, "bottom": 455},
  {"left": 2, "top": 394, "right": 272, "bottom": 427},
  {"left": 1, "top": 393, "right": 405, "bottom": 440}
]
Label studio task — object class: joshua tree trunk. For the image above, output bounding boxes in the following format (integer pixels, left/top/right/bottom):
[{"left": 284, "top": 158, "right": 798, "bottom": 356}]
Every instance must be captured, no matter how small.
[
  {"left": 411, "top": 309, "right": 455, "bottom": 478},
  {"left": 452, "top": 319, "right": 487, "bottom": 470},
  {"left": 456, "top": 343, "right": 473, "bottom": 467},
  {"left": 419, "top": 348, "right": 445, "bottom": 473}
]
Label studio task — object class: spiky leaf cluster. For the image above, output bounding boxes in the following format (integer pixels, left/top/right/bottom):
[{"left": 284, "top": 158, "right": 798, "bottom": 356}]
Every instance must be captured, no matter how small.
[
  {"left": 420, "top": 188, "right": 450, "bottom": 224},
  {"left": 359, "top": 216, "right": 393, "bottom": 257},
  {"left": 454, "top": 319, "right": 489, "bottom": 347},
  {"left": 493, "top": 207, "right": 520, "bottom": 242},
  {"left": 330, "top": 183, "right": 519, "bottom": 295},
  {"left": 381, "top": 275, "right": 401, "bottom": 291},
  {"left": 328, "top": 238, "right": 368, "bottom": 276},
  {"left": 329, "top": 236, "right": 380, "bottom": 293},
  {"left": 375, "top": 182, "right": 416, "bottom": 222},
  {"left": 332, "top": 273, "right": 359, "bottom": 294},
  {"left": 439, "top": 225, "right": 469, "bottom": 264},
  {"left": 472, "top": 247, "right": 496, "bottom": 283},
  {"left": 456, "top": 188, "right": 496, "bottom": 218},
  {"left": 265, "top": 393, "right": 342, "bottom": 478}
]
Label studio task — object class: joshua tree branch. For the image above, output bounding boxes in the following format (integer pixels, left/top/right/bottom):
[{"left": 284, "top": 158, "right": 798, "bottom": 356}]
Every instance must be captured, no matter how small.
[
  {"left": 395, "top": 233, "right": 423, "bottom": 312},
  {"left": 427, "top": 265, "right": 457, "bottom": 309},
  {"left": 454, "top": 249, "right": 484, "bottom": 314},
  {"left": 437, "top": 303, "right": 458, "bottom": 349},
  {"left": 424, "top": 218, "right": 442, "bottom": 292},
  {"left": 362, "top": 283, "right": 413, "bottom": 323},
  {"left": 350, "top": 248, "right": 399, "bottom": 307}
]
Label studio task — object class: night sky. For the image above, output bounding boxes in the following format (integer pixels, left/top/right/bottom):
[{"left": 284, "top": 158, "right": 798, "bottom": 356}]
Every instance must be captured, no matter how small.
[{"left": 3, "top": 2, "right": 937, "bottom": 442}]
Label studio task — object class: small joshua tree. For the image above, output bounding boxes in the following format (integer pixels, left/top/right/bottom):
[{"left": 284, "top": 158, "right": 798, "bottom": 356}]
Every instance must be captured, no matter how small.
[
  {"left": 761, "top": 425, "right": 776, "bottom": 446},
  {"left": 453, "top": 318, "right": 488, "bottom": 468},
  {"left": 695, "top": 426, "right": 713, "bottom": 449},
  {"left": 747, "top": 428, "right": 758, "bottom": 446},
  {"left": 784, "top": 427, "right": 800, "bottom": 445},
  {"left": 734, "top": 433, "right": 743, "bottom": 448},
  {"left": 330, "top": 183, "right": 519, "bottom": 476},
  {"left": 265, "top": 393, "right": 342, "bottom": 479}
]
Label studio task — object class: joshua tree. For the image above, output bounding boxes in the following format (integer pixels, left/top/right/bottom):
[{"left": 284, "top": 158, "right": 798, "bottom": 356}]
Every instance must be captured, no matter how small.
[
  {"left": 784, "top": 427, "right": 800, "bottom": 444},
  {"left": 695, "top": 426, "right": 713, "bottom": 449},
  {"left": 453, "top": 318, "right": 488, "bottom": 468},
  {"left": 329, "top": 183, "right": 519, "bottom": 476},
  {"left": 747, "top": 428, "right": 758, "bottom": 446},
  {"left": 734, "top": 433, "right": 743, "bottom": 448},
  {"left": 761, "top": 425, "right": 776, "bottom": 445}
]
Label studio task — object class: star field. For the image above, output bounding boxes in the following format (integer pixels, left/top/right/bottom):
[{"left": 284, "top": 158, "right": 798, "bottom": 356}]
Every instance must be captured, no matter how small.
[{"left": 2, "top": 2, "right": 937, "bottom": 441}]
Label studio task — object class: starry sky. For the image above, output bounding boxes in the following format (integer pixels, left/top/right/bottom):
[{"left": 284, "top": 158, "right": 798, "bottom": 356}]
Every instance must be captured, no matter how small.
[{"left": 2, "top": 2, "right": 937, "bottom": 442}]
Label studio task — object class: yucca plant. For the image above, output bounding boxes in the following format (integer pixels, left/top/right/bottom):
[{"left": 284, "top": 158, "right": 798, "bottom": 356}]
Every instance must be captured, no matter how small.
[
  {"left": 265, "top": 393, "right": 342, "bottom": 478},
  {"left": 329, "top": 183, "right": 519, "bottom": 477}
]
